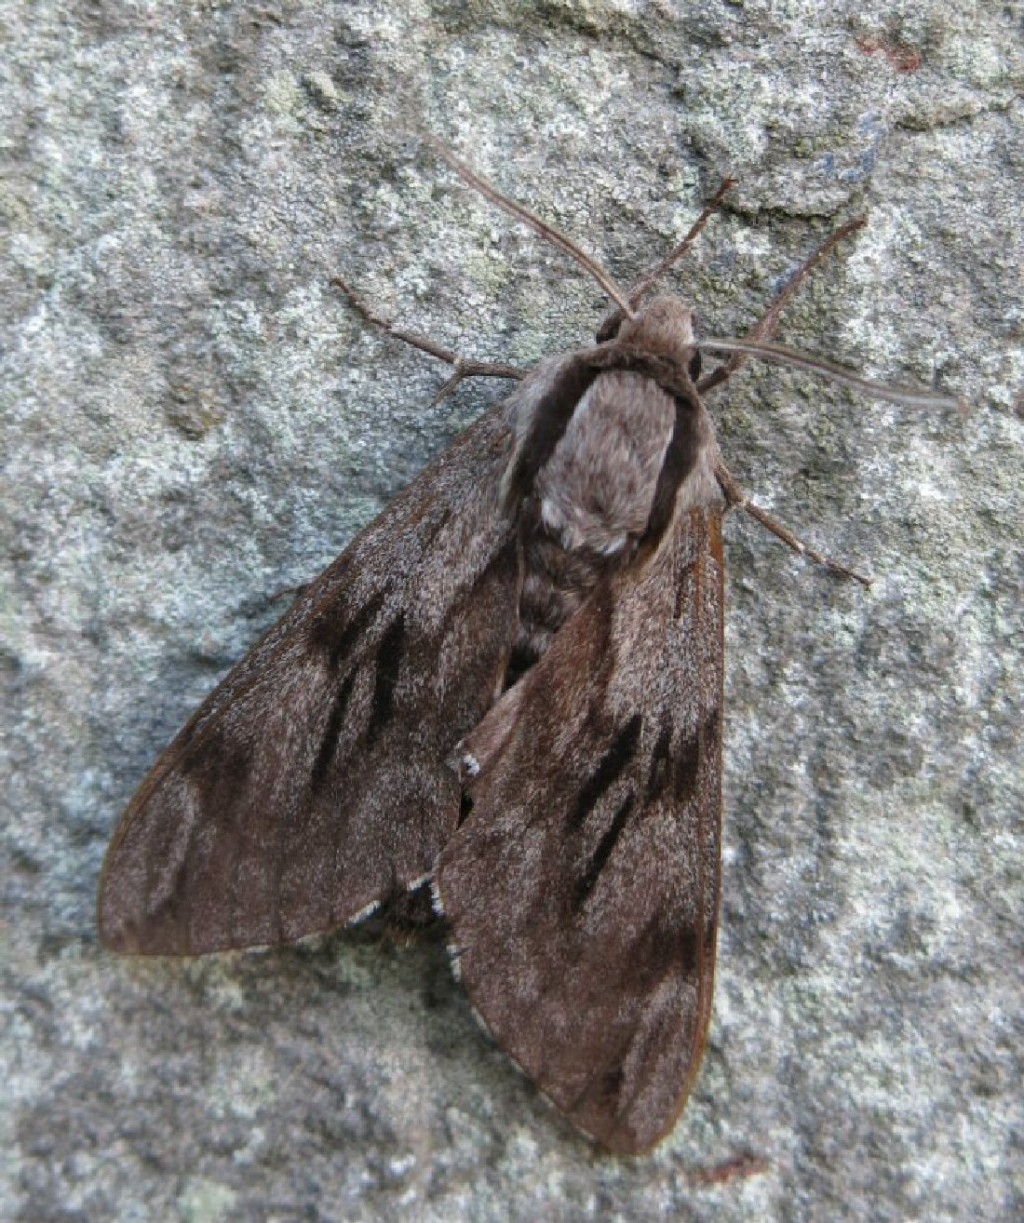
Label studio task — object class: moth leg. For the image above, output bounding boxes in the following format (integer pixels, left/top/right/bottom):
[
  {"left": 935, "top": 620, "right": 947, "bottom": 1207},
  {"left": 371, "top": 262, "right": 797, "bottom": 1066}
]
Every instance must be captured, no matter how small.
[
  {"left": 687, "top": 1153, "right": 769, "bottom": 1188},
  {"left": 698, "top": 218, "right": 866, "bottom": 396},
  {"left": 332, "top": 274, "right": 525, "bottom": 404},
  {"left": 716, "top": 461, "right": 872, "bottom": 586}
]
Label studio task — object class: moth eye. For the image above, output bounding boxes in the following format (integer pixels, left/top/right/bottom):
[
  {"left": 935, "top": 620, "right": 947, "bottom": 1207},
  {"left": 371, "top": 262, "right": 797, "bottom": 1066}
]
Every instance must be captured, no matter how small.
[{"left": 595, "top": 310, "right": 625, "bottom": 343}]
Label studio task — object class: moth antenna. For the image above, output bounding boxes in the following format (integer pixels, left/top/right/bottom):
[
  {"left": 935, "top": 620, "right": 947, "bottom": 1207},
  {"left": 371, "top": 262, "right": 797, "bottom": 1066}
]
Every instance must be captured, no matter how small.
[
  {"left": 596, "top": 177, "right": 736, "bottom": 341},
  {"left": 698, "top": 219, "right": 867, "bottom": 396},
  {"left": 624, "top": 177, "right": 737, "bottom": 309},
  {"left": 424, "top": 133, "right": 636, "bottom": 320},
  {"left": 696, "top": 337, "right": 965, "bottom": 412}
]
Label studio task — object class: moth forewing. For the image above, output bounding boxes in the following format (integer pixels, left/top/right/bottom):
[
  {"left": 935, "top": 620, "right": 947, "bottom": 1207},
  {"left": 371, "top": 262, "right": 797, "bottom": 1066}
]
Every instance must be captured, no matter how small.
[
  {"left": 100, "top": 263, "right": 731, "bottom": 1152},
  {"left": 435, "top": 506, "right": 726, "bottom": 1156},
  {"left": 98, "top": 407, "right": 523, "bottom": 955}
]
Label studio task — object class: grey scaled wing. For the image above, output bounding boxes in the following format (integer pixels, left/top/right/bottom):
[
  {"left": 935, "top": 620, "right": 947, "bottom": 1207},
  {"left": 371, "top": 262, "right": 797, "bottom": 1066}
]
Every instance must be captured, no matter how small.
[
  {"left": 99, "top": 408, "right": 520, "bottom": 955},
  {"left": 435, "top": 510, "right": 725, "bottom": 1155}
]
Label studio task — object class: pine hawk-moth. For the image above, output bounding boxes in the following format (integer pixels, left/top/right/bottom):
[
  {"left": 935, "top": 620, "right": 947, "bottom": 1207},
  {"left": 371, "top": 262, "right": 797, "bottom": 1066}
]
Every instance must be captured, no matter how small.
[{"left": 98, "top": 141, "right": 959, "bottom": 1155}]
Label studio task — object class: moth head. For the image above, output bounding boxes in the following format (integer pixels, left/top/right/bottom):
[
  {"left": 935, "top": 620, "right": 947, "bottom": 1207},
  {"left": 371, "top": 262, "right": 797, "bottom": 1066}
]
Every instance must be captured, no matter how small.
[{"left": 612, "top": 295, "right": 702, "bottom": 383}]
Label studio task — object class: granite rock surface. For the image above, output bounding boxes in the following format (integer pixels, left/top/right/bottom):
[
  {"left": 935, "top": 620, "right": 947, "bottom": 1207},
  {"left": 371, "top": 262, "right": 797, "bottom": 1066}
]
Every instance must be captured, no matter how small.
[{"left": 3, "top": 3, "right": 1022, "bottom": 1220}]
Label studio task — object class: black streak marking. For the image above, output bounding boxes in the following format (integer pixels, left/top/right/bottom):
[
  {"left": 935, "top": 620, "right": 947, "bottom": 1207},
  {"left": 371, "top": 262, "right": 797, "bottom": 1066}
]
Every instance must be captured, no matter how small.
[
  {"left": 634, "top": 911, "right": 698, "bottom": 989},
  {"left": 364, "top": 614, "right": 406, "bottom": 746},
  {"left": 310, "top": 670, "right": 357, "bottom": 792},
  {"left": 673, "top": 566, "right": 690, "bottom": 623},
  {"left": 673, "top": 923, "right": 699, "bottom": 980},
  {"left": 674, "top": 731, "right": 700, "bottom": 804},
  {"left": 574, "top": 791, "right": 636, "bottom": 911},
  {"left": 569, "top": 713, "right": 642, "bottom": 832},
  {"left": 181, "top": 727, "right": 250, "bottom": 796},
  {"left": 645, "top": 720, "right": 675, "bottom": 803},
  {"left": 595, "top": 1063, "right": 625, "bottom": 1112},
  {"left": 311, "top": 590, "right": 386, "bottom": 673}
]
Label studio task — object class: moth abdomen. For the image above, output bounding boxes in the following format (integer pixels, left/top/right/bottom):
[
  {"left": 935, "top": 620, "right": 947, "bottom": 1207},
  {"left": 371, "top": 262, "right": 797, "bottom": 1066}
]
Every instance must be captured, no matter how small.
[{"left": 507, "top": 514, "right": 612, "bottom": 683}]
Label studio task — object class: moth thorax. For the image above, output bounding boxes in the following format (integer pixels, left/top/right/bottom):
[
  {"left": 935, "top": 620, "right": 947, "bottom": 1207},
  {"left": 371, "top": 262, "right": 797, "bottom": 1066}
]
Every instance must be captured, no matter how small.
[{"left": 537, "top": 377, "right": 679, "bottom": 556}]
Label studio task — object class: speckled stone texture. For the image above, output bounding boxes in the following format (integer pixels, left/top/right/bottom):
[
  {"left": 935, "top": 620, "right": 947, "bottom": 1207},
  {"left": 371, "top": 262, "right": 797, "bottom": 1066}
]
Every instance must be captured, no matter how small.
[{"left": 2, "top": 2, "right": 1022, "bottom": 1221}]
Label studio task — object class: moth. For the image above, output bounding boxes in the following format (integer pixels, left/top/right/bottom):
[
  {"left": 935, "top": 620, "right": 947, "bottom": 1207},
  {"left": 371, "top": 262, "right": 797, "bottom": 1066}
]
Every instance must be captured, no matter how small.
[{"left": 98, "top": 141, "right": 959, "bottom": 1154}]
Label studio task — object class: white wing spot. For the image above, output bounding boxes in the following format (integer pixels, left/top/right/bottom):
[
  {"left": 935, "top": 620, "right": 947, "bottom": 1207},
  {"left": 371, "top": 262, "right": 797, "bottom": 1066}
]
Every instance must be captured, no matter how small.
[
  {"left": 430, "top": 877, "right": 447, "bottom": 917},
  {"left": 346, "top": 898, "right": 382, "bottom": 926}
]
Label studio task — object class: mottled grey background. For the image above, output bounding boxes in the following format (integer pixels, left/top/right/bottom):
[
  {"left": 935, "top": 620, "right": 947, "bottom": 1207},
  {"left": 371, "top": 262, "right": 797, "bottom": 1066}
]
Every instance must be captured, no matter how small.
[{"left": 2, "top": 2, "right": 1022, "bottom": 1221}]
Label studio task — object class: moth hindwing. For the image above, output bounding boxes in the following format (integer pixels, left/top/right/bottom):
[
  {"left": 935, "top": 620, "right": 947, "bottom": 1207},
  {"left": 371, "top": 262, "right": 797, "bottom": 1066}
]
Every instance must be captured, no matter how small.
[{"left": 103, "top": 149, "right": 929, "bottom": 1154}]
